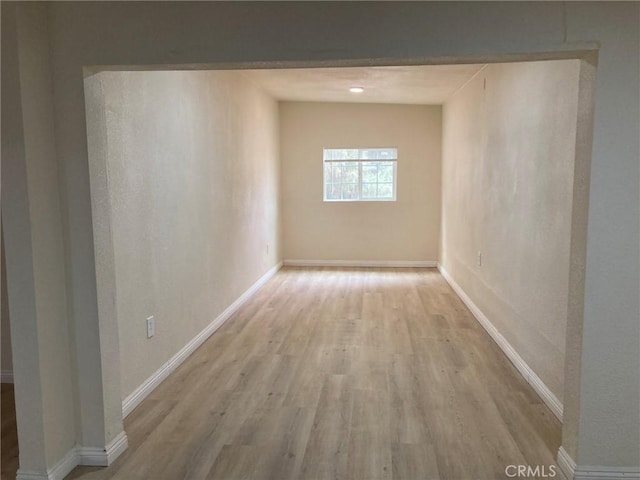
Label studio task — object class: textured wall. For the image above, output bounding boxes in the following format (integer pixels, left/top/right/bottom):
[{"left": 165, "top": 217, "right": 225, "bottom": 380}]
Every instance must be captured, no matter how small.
[
  {"left": 88, "top": 70, "right": 280, "bottom": 399},
  {"left": 1, "top": 1, "right": 636, "bottom": 473},
  {"left": 1, "top": 3, "right": 76, "bottom": 470},
  {"left": 441, "top": 59, "right": 580, "bottom": 403},
  {"left": 281, "top": 102, "right": 441, "bottom": 262}
]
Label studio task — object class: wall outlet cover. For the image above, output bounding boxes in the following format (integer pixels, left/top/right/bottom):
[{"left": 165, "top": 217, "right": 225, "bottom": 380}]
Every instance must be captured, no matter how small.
[{"left": 146, "top": 316, "right": 155, "bottom": 338}]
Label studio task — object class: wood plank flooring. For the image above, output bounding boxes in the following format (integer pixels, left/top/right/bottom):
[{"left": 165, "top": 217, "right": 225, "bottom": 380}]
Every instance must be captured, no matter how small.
[
  {"left": 13, "top": 267, "right": 562, "bottom": 480},
  {"left": 1, "top": 383, "right": 19, "bottom": 480}
]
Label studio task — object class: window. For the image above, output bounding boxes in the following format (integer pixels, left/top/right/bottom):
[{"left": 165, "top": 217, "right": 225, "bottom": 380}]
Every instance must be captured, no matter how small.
[{"left": 323, "top": 148, "right": 397, "bottom": 202}]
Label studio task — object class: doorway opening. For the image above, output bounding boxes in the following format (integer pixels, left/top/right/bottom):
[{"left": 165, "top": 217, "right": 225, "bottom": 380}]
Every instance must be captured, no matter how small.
[{"left": 80, "top": 53, "right": 595, "bottom": 475}]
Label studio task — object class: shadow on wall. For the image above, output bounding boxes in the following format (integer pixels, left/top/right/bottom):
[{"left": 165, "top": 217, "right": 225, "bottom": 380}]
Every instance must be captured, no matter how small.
[{"left": 1, "top": 226, "right": 14, "bottom": 381}]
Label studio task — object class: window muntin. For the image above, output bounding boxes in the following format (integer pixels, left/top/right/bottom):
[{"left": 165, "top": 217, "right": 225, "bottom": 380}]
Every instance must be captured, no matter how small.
[{"left": 323, "top": 148, "right": 397, "bottom": 202}]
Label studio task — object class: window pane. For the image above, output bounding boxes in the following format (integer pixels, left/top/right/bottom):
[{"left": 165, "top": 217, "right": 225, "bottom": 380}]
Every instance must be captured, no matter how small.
[
  {"left": 323, "top": 148, "right": 396, "bottom": 201},
  {"left": 342, "top": 183, "right": 359, "bottom": 200},
  {"left": 343, "top": 165, "right": 358, "bottom": 183},
  {"left": 324, "top": 163, "right": 333, "bottom": 182},
  {"left": 378, "top": 183, "right": 393, "bottom": 198},
  {"left": 326, "top": 183, "right": 340, "bottom": 200},
  {"left": 378, "top": 164, "right": 394, "bottom": 182},
  {"left": 362, "top": 183, "right": 377, "bottom": 198},
  {"left": 324, "top": 148, "right": 397, "bottom": 161},
  {"left": 362, "top": 165, "right": 378, "bottom": 183},
  {"left": 375, "top": 148, "right": 397, "bottom": 160}
]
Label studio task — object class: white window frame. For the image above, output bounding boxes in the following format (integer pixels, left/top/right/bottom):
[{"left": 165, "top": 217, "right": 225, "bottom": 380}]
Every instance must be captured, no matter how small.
[{"left": 322, "top": 148, "right": 398, "bottom": 202}]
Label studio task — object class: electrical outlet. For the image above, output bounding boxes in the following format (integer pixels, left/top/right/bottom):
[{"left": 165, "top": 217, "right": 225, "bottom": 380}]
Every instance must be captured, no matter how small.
[
  {"left": 266, "top": 243, "right": 269, "bottom": 255},
  {"left": 146, "top": 316, "right": 155, "bottom": 339},
  {"left": 477, "top": 252, "right": 482, "bottom": 267}
]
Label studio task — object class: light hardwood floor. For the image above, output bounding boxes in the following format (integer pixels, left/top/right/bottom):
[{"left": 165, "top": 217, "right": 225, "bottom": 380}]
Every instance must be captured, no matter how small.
[{"left": 9, "top": 268, "right": 562, "bottom": 480}]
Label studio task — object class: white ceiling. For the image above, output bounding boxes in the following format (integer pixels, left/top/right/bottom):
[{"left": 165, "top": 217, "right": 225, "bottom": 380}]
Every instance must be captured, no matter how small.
[{"left": 243, "top": 64, "right": 486, "bottom": 105}]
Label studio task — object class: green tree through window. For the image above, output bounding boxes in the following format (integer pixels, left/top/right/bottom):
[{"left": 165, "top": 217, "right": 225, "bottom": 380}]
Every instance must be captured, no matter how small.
[{"left": 323, "top": 148, "right": 397, "bottom": 202}]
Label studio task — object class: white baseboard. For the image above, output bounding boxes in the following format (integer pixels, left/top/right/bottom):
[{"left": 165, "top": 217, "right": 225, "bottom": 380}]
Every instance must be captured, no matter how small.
[
  {"left": 558, "top": 447, "right": 640, "bottom": 480},
  {"left": 437, "top": 264, "right": 564, "bottom": 421},
  {"left": 122, "top": 261, "right": 283, "bottom": 417},
  {"left": 1, "top": 369, "right": 14, "bottom": 383},
  {"left": 558, "top": 446, "right": 578, "bottom": 480},
  {"left": 77, "top": 430, "right": 128, "bottom": 466},
  {"left": 283, "top": 259, "right": 437, "bottom": 268},
  {"left": 575, "top": 467, "right": 640, "bottom": 480},
  {"left": 16, "top": 431, "right": 128, "bottom": 480},
  {"left": 16, "top": 445, "right": 79, "bottom": 480}
]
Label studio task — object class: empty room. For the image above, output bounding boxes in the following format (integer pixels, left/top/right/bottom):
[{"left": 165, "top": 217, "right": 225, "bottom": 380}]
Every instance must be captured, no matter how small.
[{"left": 1, "top": 3, "right": 638, "bottom": 480}]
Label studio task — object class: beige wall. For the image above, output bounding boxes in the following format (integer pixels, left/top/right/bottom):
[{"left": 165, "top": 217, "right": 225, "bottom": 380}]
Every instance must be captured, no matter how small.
[
  {"left": 1, "top": 3, "right": 76, "bottom": 471},
  {"left": 87, "top": 70, "right": 280, "bottom": 399},
  {"left": 441, "top": 60, "right": 580, "bottom": 404},
  {"left": 280, "top": 102, "right": 441, "bottom": 262},
  {"left": 1, "top": 1, "right": 637, "bottom": 474}
]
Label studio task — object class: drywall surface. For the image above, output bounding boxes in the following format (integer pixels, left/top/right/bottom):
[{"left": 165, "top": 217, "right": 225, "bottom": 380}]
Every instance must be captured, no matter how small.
[
  {"left": 0, "top": 0, "right": 631, "bottom": 472},
  {"left": 280, "top": 102, "right": 441, "bottom": 262},
  {"left": 566, "top": 5, "right": 639, "bottom": 467},
  {"left": 1, "top": 3, "right": 76, "bottom": 472},
  {"left": 88, "top": 70, "right": 280, "bottom": 399},
  {"left": 441, "top": 60, "right": 580, "bottom": 404},
  {"left": 1, "top": 233, "right": 12, "bottom": 375}
]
